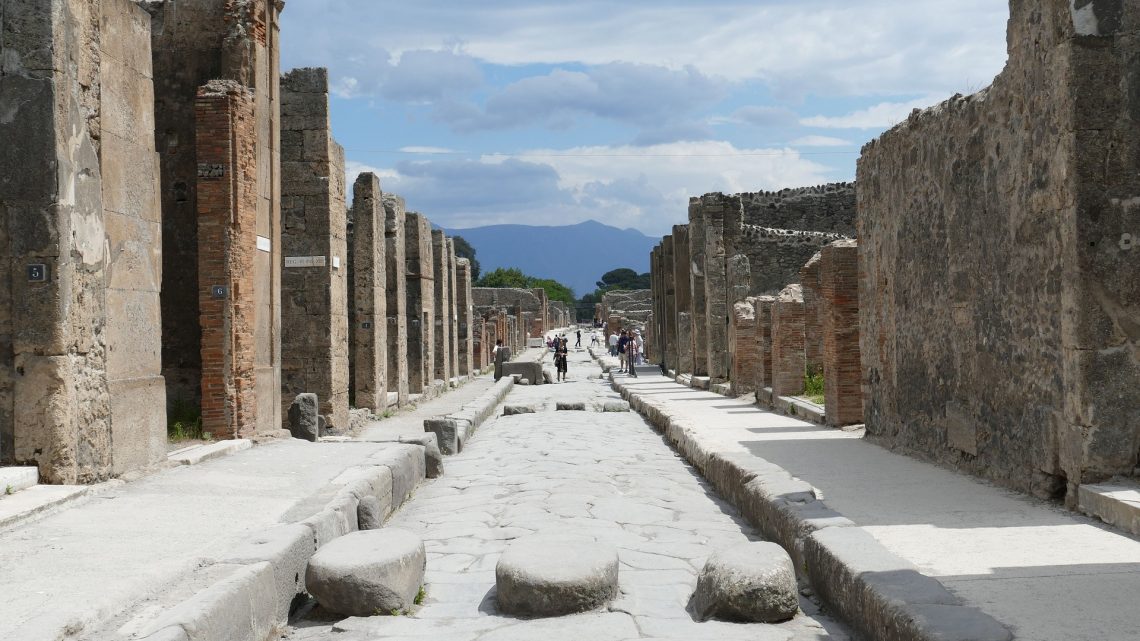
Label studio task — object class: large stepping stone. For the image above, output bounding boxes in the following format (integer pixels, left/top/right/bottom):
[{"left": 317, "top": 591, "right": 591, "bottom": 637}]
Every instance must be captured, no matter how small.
[
  {"left": 306, "top": 529, "right": 425, "bottom": 616},
  {"left": 691, "top": 542, "right": 799, "bottom": 623},
  {"left": 496, "top": 538, "right": 619, "bottom": 617}
]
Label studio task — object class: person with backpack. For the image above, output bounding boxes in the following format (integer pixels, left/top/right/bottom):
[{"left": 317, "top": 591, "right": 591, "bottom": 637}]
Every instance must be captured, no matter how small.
[{"left": 617, "top": 330, "right": 629, "bottom": 372}]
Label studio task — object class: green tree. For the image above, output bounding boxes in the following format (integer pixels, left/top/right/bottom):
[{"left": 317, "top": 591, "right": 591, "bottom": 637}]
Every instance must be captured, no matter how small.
[
  {"left": 476, "top": 267, "right": 530, "bottom": 289},
  {"left": 530, "top": 278, "right": 575, "bottom": 306},
  {"left": 451, "top": 235, "right": 481, "bottom": 281},
  {"left": 597, "top": 268, "right": 639, "bottom": 289}
]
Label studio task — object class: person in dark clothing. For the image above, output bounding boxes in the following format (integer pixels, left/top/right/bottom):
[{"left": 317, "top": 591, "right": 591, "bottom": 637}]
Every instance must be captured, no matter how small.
[
  {"left": 555, "top": 336, "right": 569, "bottom": 381},
  {"left": 575, "top": 330, "right": 581, "bottom": 348},
  {"left": 617, "top": 330, "right": 629, "bottom": 373}
]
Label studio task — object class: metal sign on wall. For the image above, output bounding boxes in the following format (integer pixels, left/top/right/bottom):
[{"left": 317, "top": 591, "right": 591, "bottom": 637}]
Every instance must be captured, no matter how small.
[{"left": 284, "top": 256, "right": 327, "bottom": 268}]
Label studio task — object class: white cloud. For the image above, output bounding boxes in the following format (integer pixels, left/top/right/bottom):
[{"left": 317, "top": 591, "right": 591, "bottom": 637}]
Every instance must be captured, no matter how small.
[
  {"left": 790, "top": 135, "right": 854, "bottom": 147},
  {"left": 711, "top": 106, "right": 800, "bottom": 128},
  {"left": 398, "top": 146, "right": 458, "bottom": 154},
  {"left": 800, "top": 95, "right": 945, "bottom": 129},
  {"left": 344, "top": 141, "right": 834, "bottom": 235}
]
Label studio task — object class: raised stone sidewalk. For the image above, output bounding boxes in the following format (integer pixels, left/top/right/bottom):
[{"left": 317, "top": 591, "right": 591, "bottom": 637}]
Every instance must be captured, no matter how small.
[{"left": 609, "top": 369, "right": 1140, "bottom": 641}]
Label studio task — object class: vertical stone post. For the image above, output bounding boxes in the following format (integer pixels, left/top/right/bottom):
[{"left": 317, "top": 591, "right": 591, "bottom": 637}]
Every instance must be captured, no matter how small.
[
  {"left": 688, "top": 202, "right": 709, "bottom": 377},
  {"left": 703, "top": 195, "right": 735, "bottom": 382},
  {"left": 771, "top": 285, "right": 806, "bottom": 397},
  {"left": 456, "top": 259, "right": 474, "bottom": 377},
  {"left": 662, "top": 236, "right": 677, "bottom": 372},
  {"left": 350, "top": 173, "right": 387, "bottom": 411},
  {"left": 383, "top": 196, "right": 409, "bottom": 405},
  {"left": 800, "top": 253, "right": 824, "bottom": 376},
  {"left": 821, "top": 240, "right": 862, "bottom": 426},
  {"left": 673, "top": 225, "right": 693, "bottom": 374},
  {"left": 730, "top": 301, "right": 759, "bottom": 396},
  {"left": 448, "top": 239, "right": 460, "bottom": 382},
  {"left": 432, "top": 230, "right": 452, "bottom": 385},
  {"left": 753, "top": 296, "right": 776, "bottom": 392},
  {"left": 280, "top": 68, "right": 348, "bottom": 430},
  {"left": 405, "top": 213, "right": 434, "bottom": 394},
  {"left": 196, "top": 81, "right": 259, "bottom": 439}
]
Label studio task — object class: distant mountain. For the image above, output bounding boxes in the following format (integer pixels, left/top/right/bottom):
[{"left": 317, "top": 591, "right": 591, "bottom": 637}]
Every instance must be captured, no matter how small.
[{"left": 442, "top": 220, "right": 658, "bottom": 297}]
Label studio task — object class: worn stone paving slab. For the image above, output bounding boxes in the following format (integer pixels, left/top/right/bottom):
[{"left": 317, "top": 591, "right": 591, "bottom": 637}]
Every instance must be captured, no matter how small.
[
  {"left": 284, "top": 349, "right": 848, "bottom": 640},
  {"left": 614, "top": 371, "right": 1140, "bottom": 641}
]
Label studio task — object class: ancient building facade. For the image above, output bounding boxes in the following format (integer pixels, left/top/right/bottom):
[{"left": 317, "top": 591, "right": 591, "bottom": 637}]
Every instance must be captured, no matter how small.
[
  {"left": 0, "top": 0, "right": 167, "bottom": 481},
  {"left": 858, "top": 0, "right": 1140, "bottom": 500}
]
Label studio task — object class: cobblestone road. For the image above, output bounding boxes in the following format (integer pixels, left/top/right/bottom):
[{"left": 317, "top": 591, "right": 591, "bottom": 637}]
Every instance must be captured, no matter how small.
[{"left": 288, "top": 349, "right": 847, "bottom": 641}]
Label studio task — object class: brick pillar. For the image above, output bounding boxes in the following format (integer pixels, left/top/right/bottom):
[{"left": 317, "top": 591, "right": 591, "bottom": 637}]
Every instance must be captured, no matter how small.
[
  {"left": 673, "top": 224, "right": 693, "bottom": 374},
  {"left": 688, "top": 201, "right": 709, "bottom": 376},
  {"left": 457, "top": 258, "right": 474, "bottom": 376},
  {"left": 753, "top": 296, "right": 776, "bottom": 392},
  {"left": 801, "top": 252, "right": 824, "bottom": 376},
  {"left": 405, "top": 213, "right": 434, "bottom": 394},
  {"left": 730, "top": 301, "right": 759, "bottom": 396},
  {"left": 196, "top": 81, "right": 259, "bottom": 439},
  {"left": 448, "top": 239, "right": 460, "bottom": 381},
  {"left": 280, "top": 68, "right": 349, "bottom": 429},
  {"left": 431, "top": 230, "right": 451, "bottom": 384},
  {"left": 771, "top": 285, "right": 806, "bottom": 397},
  {"left": 821, "top": 240, "right": 862, "bottom": 426},
  {"left": 383, "top": 195, "right": 409, "bottom": 405},
  {"left": 350, "top": 173, "right": 388, "bottom": 411}
]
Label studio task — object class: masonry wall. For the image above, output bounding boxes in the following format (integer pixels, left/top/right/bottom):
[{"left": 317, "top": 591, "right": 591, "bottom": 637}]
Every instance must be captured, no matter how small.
[
  {"left": 800, "top": 253, "right": 824, "bottom": 376},
  {"left": 821, "top": 241, "right": 862, "bottom": 426},
  {"left": 383, "top": 195, "right": 409, "bottom": 405},
  {"left": 280, "top": 68, "right": 348, "bottom": 429},
  {"left": 149, "top": 0, "right": 282, "bottom": 429},
  {"left": 448, "top": 240, "right": 460, "bottom": 380},
  {"left": 350, "top": 173, "right": 387, "bottom": 411},
  {"left": 672, "top": 225, "right": 693, "bottom": 374},
  {"left": 730, "top": 301, "right": 759, "bottom": 396},
  {"left": 858, "top": 0, "right": 1140, "bottom": 499},
  {"left": 405, "top": 213, "right": 434, "bottom": 394},
  {"left": 688, "top": 200, "right": 709, "bottom": 377},
  {"left": 771, "top": 285, "right": 805, "bottom": 397},
  {"left": 662, "top": 237, "right": 677, "bottom": 371},
  {"left": 431, "top": 230, "right": 452, "bottom": 384},
  {"left": 456, "top": 259, "right": 474, "bottom": 376},
  {"left": 740, "top": 183, "right": 857, "bottom": 237},
  {"left": 0, "top": 0, "right": 167, "bottom": 482},
  {"left": 701, "top": 194, "right": 740, "bottom": 381},
  {"left": 736, "top": 226, "right": 847, "bottom": 297},
  {"left": 753, "top": 296, "right": 776, "bottom": 392}
]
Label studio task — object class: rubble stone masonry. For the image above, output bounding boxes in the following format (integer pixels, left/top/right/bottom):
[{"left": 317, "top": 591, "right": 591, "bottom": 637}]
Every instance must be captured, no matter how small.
[
  {"left": 405, "top": 213, "right": 435, "bottom": 394},
  {"left": 672, "top": 225, "right": 693, "bottom": 374},
  {"left": 800, "top": 253, "right": 824, "bottom": 376},
  {"left": 753, "top": 296, "right": 776, "bottom": 392},
  {"left": 456, "top": 259, "right": 475, "bottom": 376},
  {"left": 432, "top": 230, "right": 452, "bottom": 384},
  {"left": 740, "top": 183, "right": 857, "bottom": 237},
  {"left": 730, "top": 301, "right": 759, "bottom": 396},
  {"left": 687, "top": 200, "right": 709, "bottom": 377},
  {"left": 280, "top": 68, "right": 348, "bottom": 430},
  {"left": 858, "top": 0, "right": 1140, "bottom": 499}
]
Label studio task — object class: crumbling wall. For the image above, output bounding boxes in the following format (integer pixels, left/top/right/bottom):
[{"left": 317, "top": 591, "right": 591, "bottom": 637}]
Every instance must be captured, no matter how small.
[
  {"left": 771, "top": 285, "right": 805, "bottom": 397},
  {"left": 740, "top": 183, "right": 856, "bottom": 237},
  {"left": 736, "top": 226, "right": 847, "bottom": 296},
  {"left": 821, "top": 240, "right": 862, "bottom": 427},
  {"left": 672, "top": 225, "right": 693, "bottom": 374},
  {"left": 280, "top": 68, "right": 348, "bottom": 429},
  {"left": 730, "top": 301, "right": 759, "bottom": 396},
  {"left": 858, "top": 0, "right": 1140, "bottom": 499}
]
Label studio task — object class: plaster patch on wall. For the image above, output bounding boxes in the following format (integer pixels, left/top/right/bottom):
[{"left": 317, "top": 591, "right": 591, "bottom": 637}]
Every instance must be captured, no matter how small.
[{"left": 1071, "top": 1, "right": 1101, "bottom": 36}]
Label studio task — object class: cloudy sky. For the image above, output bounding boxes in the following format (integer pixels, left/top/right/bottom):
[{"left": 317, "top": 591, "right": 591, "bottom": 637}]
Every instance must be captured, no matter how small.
[{"left": 280, "top": 1, "right": 1010, "bottom": 237}]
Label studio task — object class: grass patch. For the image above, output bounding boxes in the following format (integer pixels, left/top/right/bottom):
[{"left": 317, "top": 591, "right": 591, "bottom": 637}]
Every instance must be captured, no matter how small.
[
  {"left": 168, "top": 398, "right": 205, "bottom": 442},
  {"left": 804, "top": 373, "right": 825, "bottom": 406},
  {"left": 414, "top": 585, "right": 426, "bottom": 605}
]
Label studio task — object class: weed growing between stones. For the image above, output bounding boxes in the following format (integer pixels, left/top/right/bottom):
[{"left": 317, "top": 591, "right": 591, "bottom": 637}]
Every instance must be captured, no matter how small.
[
  {"left": 167, "top": 399, "right": 204, "bottom": 442},
  {"left": 803, "top": 373, "right": 825, "bottom": 405},
  {"left": 4, "top": 485, "right": 12, "bottom": 495},
  {"left": 415, "top": 585, "right": 426, "bottom": 605}
]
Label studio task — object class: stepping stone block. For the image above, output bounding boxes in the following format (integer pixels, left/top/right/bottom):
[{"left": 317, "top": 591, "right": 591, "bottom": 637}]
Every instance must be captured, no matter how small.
[
  {"left": 691, "top": 542, "right": 799, "bottom": 623},
  {"left": 601, "top": 401, "right": 631, "bottom": 412},
  {"left": 306, "top": 529, "right": 426, "bottom": 616},
  {"left": 503, "top": 405, "right": 537, "bottom": 416},
  {"left": 556, "top": 401, "right": 587, "bottom": 411},
  {"left": 496, "top": 538, "right": 619, "bottom": 617}
]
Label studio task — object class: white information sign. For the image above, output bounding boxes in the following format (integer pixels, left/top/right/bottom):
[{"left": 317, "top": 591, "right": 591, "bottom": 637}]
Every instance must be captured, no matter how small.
[{"left": 284, "top": 256, "right": 327, "bottom": 268}]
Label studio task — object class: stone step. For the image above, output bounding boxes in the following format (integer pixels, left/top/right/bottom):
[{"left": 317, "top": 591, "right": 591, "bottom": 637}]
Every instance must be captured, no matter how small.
[
  {"left": 0, "top": 484, "right": 89, "bottom": 530},
  {"left": 0, "top": 466, "right": 39, "bottom": 496},
  {"left": 1078, "top": 480, "right": 1140, "bottom": 536}
]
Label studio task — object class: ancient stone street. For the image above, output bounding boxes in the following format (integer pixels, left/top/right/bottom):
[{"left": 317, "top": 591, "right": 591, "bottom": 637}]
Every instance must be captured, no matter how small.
[{"left": 285, "top": 347, "right": 847, "bottom": 640}]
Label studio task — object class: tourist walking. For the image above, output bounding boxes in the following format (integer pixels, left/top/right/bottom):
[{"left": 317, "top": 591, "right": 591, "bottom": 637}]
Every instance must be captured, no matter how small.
[
  {"left": 555, "top": 336, "right": 569, "bottom": 382},
  {"left": 608, "top": 331, "right": 619, "bottom": 357},
  {"left": 626, "top": 331, "right": 639, "bottom": 377},
  {"left": 617, "top": 330, "right": 629, "bottom": 372},
  {"left": 493, "top": 339, "right": 509, "bottom": 381},
  {"left": 575, "top": 330, "right": 581, "bottom": 348}
]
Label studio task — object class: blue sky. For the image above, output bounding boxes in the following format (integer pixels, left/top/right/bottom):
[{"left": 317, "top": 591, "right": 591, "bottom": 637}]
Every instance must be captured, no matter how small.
[{"left": 280, "top": 1, "right": 1009, "bottom": 237}]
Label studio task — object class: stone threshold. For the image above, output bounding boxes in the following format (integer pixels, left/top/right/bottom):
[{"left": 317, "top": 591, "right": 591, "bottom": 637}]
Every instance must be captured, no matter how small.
[{"left": 1079, "top": 480, "right": 1140, "bottom": 536}]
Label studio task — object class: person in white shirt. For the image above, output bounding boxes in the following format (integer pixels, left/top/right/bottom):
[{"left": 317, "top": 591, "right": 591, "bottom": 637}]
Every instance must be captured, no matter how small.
[{"left": 608, "top": 332, "right": 619, "bottom": 357}]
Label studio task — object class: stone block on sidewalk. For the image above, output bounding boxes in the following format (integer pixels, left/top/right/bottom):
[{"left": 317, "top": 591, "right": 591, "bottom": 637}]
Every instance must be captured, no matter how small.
[
  {"left": 288, "top": 393, "right": 319, "bottom": 441},
  {"left": 306, "top": 529, "right": 426, "bottom": 617}
]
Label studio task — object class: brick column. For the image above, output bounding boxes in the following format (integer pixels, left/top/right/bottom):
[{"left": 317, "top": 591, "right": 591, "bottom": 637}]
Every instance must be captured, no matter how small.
[
  {"left": 753, "top": 296, "right": 776, "bottom": 392},
  {"left": 688, "top": 201, "right": 709, "bottom": 377},
  {"left": 196, "top": 81, "right": 259, "bottom": 439},
  {"left": 280, "top": 68, "right": 349, "bottom": 429},
  {"left": 730, "top": 301, "right": 759, "bottom": 396},
  {"left": 350, "top": 173, "right": 388, "bottom": 411},
  {"left": 383, "top": 195, "right": 409, "bottom": 405},
  {"left": 405, "top": 213, "right": 434, "bottom": 394},
  {"left": 673, "top": 224, "right": 693, "bottom": 374},
  {"left": 801, "top": 252, "right": 824, "bottom": 376},
  {"left": 821, "top": 240, "right": 862, "bottom": 426},
  {"left": 771, "top": 285, "right": 806, "bottom": 397},
  {"left": 456, "top": 258, "right": 474, "bottom": 376}
]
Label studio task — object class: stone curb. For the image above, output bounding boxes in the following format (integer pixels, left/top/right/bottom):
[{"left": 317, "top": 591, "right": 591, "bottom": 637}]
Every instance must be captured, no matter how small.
[
  {"left": 609, "top": 374, "right": 1012, "bottom": 641},
  {"left": 424, "top": 376, "right": 515, "bottom": 455},
  {"left": 130, "top": 443, "right": 429, "bottom": 641},
  {"left": 168, "top": 439, "right": 253, "bottom": 466}
]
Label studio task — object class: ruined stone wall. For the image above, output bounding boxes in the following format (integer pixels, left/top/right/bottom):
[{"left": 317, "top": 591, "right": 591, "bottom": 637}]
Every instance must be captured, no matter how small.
[
  {"left": 149, "top": 0, "right": 282, "bottom": 427},
  {"left": 456, "top": 259, "right": 474, "bottom": 376},
  {"left": 431, "top": 230, "right": 452, "bottom": 384},
  {"left": 349, "top": 173, "right": 387, "bottom": 411},
  {"left": 405, "top": 213, "right": 434, "bottom": 394},
  {"left": 736, "top": 226, "right": 848, "bottom": 297},
  {"left": 383, "top": 195, "right": 409, "bottom": 405},
  {"left": 858, "top": 0, "right": 1140, "bottom": 498},
  {"left": 280, "top": 68, "right": 348, "bottom": 429},
  {"left": 753, "top": 296, "right": 776, "bottom": 392},
  {"left": 771, "top": 285, "right": 805, "bottom": 397},
  {"left": 730, "top": 301, "right": 759, "bottom": 396},
  {"left": 662, "top": 236, "right": 677, "bottom": 371},
  {"left": 472, "top": 288, "right": 545, "bottom": 329},
  {"left": 688, "top": 200, "right": 709, "bottom": 377},
  {"left": 448, "top": 240, "right": 460, "bottom": 380},
  {"left": 601, "top": 290, "right": 653, "bottom": 327},
  {"left": 0, "top": 0, "right": 167, "bottom": 481},
  {"left": 740, "top": 183, "right": 856, "bottom": 237},
  {"left": 700, "top": 194, "right": 741, "bottom": 381}
]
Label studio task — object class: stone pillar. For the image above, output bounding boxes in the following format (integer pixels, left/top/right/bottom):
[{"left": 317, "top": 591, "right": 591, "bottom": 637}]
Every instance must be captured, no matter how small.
[
  {"left": 821, "top": 241, "right": 862, "bottom": 426},
  {"left": 730, "top": 301, "right": 759, "bottom": 396},
  {"left": 431, "top": 230, "right": 452, "bottom": 385},
  {"left": 196, "top": 81, "right": 260, "bottom": 439},
  {"left": 771, "top": 285, "right": 806, "bottom": 397},
  {"left": 753, "top": 296, "right": 777, "bottom": 392},
  {"left": 349, "top": 173, "right": 387, "bottom": 411},
  {"left": 800, "top": 253, "right": 824, "bottom": 376},
  {"left": 456, "top": 259, "right": 474, "bottom": 376},
  {"left": 383, "top": 195, "right": 409, "bottom": 405},
  {"left": 0, "top": 0, "right": 167, "bottom": 482},
  {"left": 673, "top": 225, "right": 693, "bottom": 374},
  {"left": 405, "top": 213, "right": 434, "bottom": 394},
  {"left": 662, "top": 236, "right": 677, "bottom": 371},
  {"left": 448, "top": 239, "right": 460, "bottom": 382},
  {"left": 702, "top": 194, "right": 740, "bottom": 382},
  {"left": 280, "top": 68, "right": 348, "bottom": 430},
  {"left": 688, "top": 200, "right": 709, "bottom": 377}
]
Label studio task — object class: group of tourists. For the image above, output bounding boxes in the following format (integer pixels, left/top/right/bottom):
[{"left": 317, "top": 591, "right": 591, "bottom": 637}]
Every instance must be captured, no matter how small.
[{"left": 607, "top": 329, "right": 643, "bottom": 377}]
